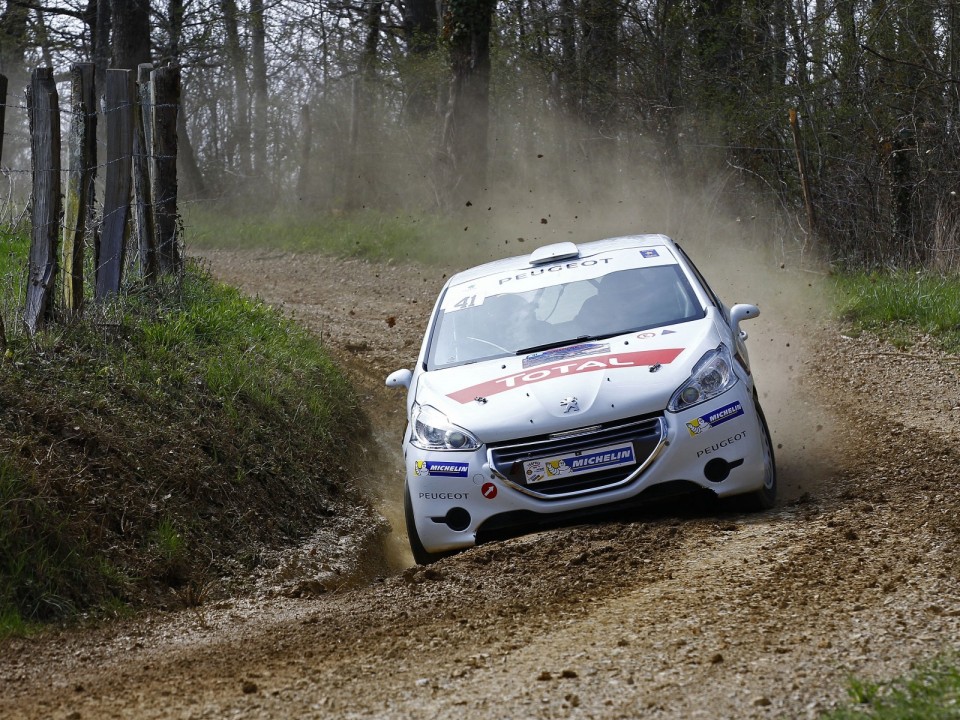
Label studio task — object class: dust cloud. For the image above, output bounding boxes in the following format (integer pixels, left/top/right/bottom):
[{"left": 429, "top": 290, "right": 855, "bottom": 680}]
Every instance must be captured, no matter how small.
[{"left": 390, "top": 138, "right": 839, "bottom": 506}]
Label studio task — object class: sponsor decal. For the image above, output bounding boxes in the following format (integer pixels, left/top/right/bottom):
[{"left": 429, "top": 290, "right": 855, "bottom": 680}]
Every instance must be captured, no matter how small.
[
  {"left": 662, "top": 329, "right": 676, "bottom": 335},
  {"left": 497, "top": 257, "right": 613, "bottom": 285},
  {"left": 686, "top": 401, "right": 745, "bottom": 437},
  {"left": 523, "top": 342, "right": 610, "bottom": 369},
  {"left": 524, "top": 443, "right": 636, "bottom": 484},
  {"left": 447, "top": 348, "right": 685, "bottom": 403},
  {"left": 640, "top": 249, "right": 660, "bottom": 258},
  {"left": 414, "top": 460, "right": 470, "bottom": 477},
  {"left": 636, "top": 332, "right": 656, "bottom": 339},
  {"left": 418, "top": 492, "right": 470, "bottom": 500},
  {"left": 697, "top": 430, "right": 747, "bottom": 458},
  {"left": 481, "top": 482, "right": 498, "bottom": 499},
  {"left": 525, "top": 460, "right": 546, "bottom": 484}
]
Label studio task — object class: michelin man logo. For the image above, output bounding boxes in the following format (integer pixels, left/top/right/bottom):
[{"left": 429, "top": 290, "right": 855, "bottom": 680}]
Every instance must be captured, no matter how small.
[
  {"left": 415, "top": 460, "right": 429, "bottom": 476},
  {"left": 545, "top": 459, "right": 572, "bottom": 477},
  {"left": 686, "top": 401, "right": 744, "bottom": 437}
]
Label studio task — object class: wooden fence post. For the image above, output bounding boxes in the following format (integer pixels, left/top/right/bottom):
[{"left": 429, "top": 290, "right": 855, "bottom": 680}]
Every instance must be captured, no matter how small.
[
  {"left": 97, "top": 68, "right": 134, "bottom": 300},
  {"left": 25, "top": 68, "right": 61, "bottom": 336},
  {"left": 0, "top": 73, "right": 7, "bottom": 170},
  {"left": 62, "top": 63, "right": 96, "bottom": 313},
  {"left": 0, "top": 73, "right": 7, "bottom": 347},
  {"left": 133, "top": 63, "right": 157, "bottom": 280},
  {"left": 151, "top": 66, "right": 180, "bottom": 274}
]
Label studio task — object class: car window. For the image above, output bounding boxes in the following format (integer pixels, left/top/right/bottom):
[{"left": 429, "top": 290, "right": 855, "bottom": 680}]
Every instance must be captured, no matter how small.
[{"left": 427, "top": 264, "right": 704, "bottom": 370}]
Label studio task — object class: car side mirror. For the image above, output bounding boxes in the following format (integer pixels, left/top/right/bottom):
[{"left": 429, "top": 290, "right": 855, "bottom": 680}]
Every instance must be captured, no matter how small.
[
  {"left": 729, "top": 303, "right": 760, "bottom": 340},
  {"left": 385, "top": 368, "right": 412, "bottom": 389}
]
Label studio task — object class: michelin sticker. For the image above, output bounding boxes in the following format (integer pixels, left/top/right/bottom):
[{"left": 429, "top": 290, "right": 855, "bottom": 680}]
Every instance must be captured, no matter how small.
[
  {"left": 415, "top": 460, "right": 470, "bottom": 477},
  {"left": 524, "top": 443, "right": 636, "bottom": 485},
  {"left": 686, "top": 401, "right": 745, "bottom": 437}
]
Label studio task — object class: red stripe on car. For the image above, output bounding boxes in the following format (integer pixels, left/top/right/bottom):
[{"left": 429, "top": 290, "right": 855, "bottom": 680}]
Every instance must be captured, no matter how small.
[{"left": 447, "top": 348, "right": 684, "bottom": 403}]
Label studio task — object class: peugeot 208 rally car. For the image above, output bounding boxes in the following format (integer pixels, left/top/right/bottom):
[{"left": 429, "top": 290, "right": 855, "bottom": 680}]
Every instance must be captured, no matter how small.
[{"left": 386, "top": 235, "right": 775, "bottom": 564}]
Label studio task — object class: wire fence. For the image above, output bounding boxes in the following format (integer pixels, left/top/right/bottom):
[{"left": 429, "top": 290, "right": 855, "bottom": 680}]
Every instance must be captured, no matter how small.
[{"left": 0, "top": 64, "right": 182, "bottom": 341}]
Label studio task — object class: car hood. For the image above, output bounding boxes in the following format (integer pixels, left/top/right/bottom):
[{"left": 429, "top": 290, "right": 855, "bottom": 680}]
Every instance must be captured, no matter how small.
[{"left": 417, "top": 321, "right": 721, "bottom": 443}]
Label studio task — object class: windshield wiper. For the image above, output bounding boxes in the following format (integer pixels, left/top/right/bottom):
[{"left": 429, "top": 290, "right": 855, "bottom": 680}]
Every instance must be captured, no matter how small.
[{"left": 516, "top": 331, "right": 645, "bottom": 356}]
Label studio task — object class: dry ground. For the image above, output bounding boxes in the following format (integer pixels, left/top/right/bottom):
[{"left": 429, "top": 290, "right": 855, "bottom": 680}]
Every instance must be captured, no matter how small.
[{"left": 0, "top": 249, "right": 957, "bottom": 720}]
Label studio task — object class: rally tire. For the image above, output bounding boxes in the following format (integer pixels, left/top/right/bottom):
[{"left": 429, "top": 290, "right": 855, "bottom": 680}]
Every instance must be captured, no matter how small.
[
  {"left": 744, "top": 396, "right": 777, "bottom": 511},
  {"left": 404, "top": 483, "right": 445, "bottom": 565}
]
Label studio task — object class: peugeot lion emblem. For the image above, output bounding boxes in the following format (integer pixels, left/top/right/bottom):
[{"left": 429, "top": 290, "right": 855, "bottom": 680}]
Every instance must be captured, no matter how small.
[{"left": 561, "top": 397, "right": 580, "bottom": 413}]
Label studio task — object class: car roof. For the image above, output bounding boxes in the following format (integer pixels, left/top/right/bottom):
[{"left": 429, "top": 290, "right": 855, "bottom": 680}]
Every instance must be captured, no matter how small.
[{"left": 446, "top": 234, "right": 680, "bottom": 287}]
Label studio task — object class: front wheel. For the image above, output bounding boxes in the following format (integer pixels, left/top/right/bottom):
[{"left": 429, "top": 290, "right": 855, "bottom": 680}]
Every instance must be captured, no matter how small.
[
  {"left": 404, "top": 484, "right": 445, "bottom": 565},
  {"left": 743, "top": 397, "right": 777, "bottom": 511}
]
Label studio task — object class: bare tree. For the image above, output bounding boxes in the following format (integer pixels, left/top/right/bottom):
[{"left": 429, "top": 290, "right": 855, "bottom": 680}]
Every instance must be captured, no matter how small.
[
  {"left": 441, "top": 0, "right": 496, "bottom": 202},
  {"left": 112, "top": 0, "right": 151, "bottom": 69}
]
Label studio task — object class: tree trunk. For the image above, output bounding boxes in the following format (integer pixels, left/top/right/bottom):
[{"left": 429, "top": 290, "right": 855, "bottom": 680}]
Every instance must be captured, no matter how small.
[
  {"left": 346, "top": 0, "right": 382, "bottom": 209},
  {"left": 402, "top": 0, "right": 439, "bottom": 124},
  {"left": 657, "top": 0, "right": 684, "bottom": 172},
  {"left": 220, "top": 0, "right": 250, "bottom": 178},
  {"left": 167, "top": 0, "right": 184, "bottom": 63},
  {"left": 441, "top": 0, "right": 496, "bottom": 203},
  {"left": 0, "top": 1, "right": 30, "bottom": 92},
  {"left": 581, "top": 0, "right": 619, "bottom": 131},
  {"left": 176, "top": 100, "right": 206, "bottom": 198},
  {"left": 403, "top": 0, "right": 438, "bottom": 54},
  {"left": 296, "top": 103, "right": 312, "bottom": 202},
  {"left": 93, "top": 0, "right": 111, "bottom": 99},
  {"left": 0, "top": 73, "right": 6, "bottom": 169},
  {"left": 250, "top": 0, "right": 268, "bottom": 178},
  {"left": 557, "top": 0, "right": 576, "bottom": 113},
  {"left": 152, "top": 66, "right": 180, "bottom": 275},
  {"left": 111, "top": 0, "right": 151, "bottom": 70}
]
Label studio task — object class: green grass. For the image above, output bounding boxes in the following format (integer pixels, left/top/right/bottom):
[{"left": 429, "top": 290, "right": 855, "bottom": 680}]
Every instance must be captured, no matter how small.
[
  {"left": 834, "top": 271, "right": 960, "bottom": 352},
  {"left": 0, "top": 224, "right": 29, "bottom": 332},
  {"left": 184, "top": 205, "right": 470, "bottom": 265},
  {"left": 825, "top": 653, "right": 960, "bottom": 718},
  {"left": 0, "top": 223, "right": 30, "bottom": 278}
]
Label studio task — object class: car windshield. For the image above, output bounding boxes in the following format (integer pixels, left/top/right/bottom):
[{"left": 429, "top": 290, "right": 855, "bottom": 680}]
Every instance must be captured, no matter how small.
[{"left": 427, "top": 264, "right": 703, "bottom": 369}]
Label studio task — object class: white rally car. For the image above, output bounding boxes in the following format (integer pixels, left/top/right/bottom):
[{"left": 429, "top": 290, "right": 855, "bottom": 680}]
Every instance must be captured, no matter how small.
[{"left": 386, "top": 235, "right": 775, "bottom": 564}]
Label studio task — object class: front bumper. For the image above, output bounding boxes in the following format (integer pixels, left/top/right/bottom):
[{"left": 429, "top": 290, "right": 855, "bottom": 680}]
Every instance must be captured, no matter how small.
[{"left": 404, "top": 385, "right": 767, "bottom": 554}]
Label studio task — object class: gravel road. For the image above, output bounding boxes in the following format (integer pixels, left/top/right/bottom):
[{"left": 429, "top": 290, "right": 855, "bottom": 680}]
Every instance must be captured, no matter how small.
[{"left": 1, "top": 248, "right": 957, "bottom": 720}]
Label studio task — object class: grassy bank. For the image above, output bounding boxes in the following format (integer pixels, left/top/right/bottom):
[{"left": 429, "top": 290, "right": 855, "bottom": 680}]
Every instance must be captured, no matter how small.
[
  {"left": 184, "top": 205, "right": 475, "bottom": 265},
  {"left": 834, "top": 271, "right": 960, "bottom": 353},
  {"left": 0, "top": 226, "right": 370, "bottom": 634},
  {"left": 826, "top": 271, "right": 959, "bottom": 718}
]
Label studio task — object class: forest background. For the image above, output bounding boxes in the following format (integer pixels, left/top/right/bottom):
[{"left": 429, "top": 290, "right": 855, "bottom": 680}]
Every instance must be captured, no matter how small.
[{"left": 1, "top": 0, "right": 959, "bottom": 272}]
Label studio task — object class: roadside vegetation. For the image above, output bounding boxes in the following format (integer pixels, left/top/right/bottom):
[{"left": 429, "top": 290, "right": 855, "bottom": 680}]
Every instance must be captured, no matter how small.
[
  {"left": 185, "top": 205, "right": 482, "bottom": 267},
  {"left": 826, "top": 652, "right": 960, "bottom": 719},
  {"left": 834, "top": 272, "right": 960, "bottom": 353},
  {"left": 0, "top": 223, "right": 370, "bottom": 636}
]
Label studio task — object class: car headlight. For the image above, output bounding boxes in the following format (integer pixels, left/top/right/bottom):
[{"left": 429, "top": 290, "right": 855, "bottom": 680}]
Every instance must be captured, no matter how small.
[
  {"left": 668, "top": 344, "right": 738, "bottom": 412},
  {"left": 411, "top": 403, "right": 481, "bottom": 451}
]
